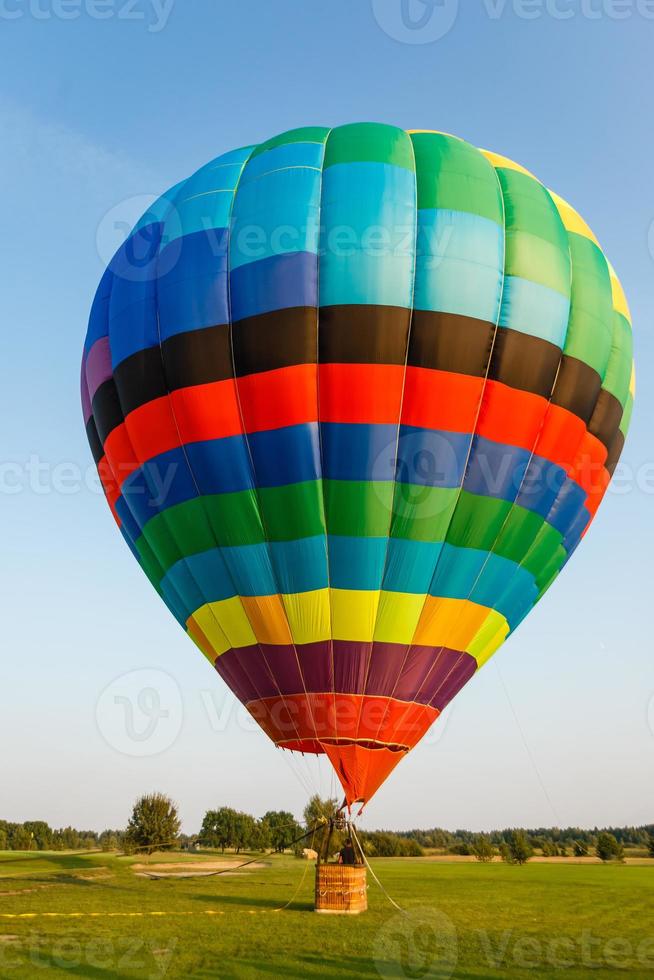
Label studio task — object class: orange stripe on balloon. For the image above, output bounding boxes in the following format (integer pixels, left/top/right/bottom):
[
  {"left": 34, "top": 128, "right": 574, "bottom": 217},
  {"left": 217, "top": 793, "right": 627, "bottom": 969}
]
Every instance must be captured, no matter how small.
[
  {"left": 236, "top": 364, "right": 318, "bottom": 433},
  {"left": 319, "top": 363, "right": 405, "bottom": 424},
  {"left": 402, "top": 367, "right": 483, "bottom": 432}
]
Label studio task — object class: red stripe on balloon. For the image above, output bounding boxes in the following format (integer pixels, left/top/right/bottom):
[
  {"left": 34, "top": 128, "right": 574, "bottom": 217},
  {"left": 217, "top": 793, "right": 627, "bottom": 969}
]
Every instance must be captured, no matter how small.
[{"left": 319, "top": 363, "right": 405, "bottom": 424}]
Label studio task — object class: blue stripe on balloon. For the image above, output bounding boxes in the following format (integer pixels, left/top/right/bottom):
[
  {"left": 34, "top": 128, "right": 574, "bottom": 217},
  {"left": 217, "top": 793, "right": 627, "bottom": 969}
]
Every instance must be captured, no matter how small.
[
  {"left": 320, "top": 422, "right": 397, "bottom": 481},
  {"left": 328, "top": 536, "right": 388, "bottom": 590},
  {"left": 396, "top": 426, "right": 469, "bottom": 488},
  {"left": 383, "top": 538, "right": 444, "bottom": 594},
  {"left": 230, "top": 168, "right": 321, "bottom": 270},
  {"left": 413, "top": 209, "right": 503, "bottom": 322},
  {"left": 157, "top": 229, "right": 230, "bottom": 341},
  {"left": 499, "top": 276, "right": 570, "bottom": 347},
  {"left": 319, "top": 161, "right": 416, "bottom": 308},
  {"left": 269, "top": 537, "right": 329, "bottom": 594},
  {"left": 240, "top": 142, "right": 324, "bottom": 184},
  {"left": 230, "top": 251, "right": 317, "bottom": 321},
  {"left": 248, "top": 423, "right": 321, "bottom": 487}
]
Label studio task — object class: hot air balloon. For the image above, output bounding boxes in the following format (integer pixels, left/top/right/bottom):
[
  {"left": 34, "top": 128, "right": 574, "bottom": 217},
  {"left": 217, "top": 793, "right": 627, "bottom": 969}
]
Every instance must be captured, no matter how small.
[{"left": 81, "top": 124, "right": 634, "bottom": 809}]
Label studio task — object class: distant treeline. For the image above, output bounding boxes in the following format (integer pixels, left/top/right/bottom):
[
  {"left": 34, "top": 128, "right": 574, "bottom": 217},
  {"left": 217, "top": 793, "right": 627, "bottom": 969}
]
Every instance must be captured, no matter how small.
[
  {"left": 396, "top": 825, "right": 654, "bottom": 853},
  {"left": 0, "top": 821, "right": 123, "bottom": 852},
  {"left": 2, "top": 813, "right": 652, "bottom": 856}
]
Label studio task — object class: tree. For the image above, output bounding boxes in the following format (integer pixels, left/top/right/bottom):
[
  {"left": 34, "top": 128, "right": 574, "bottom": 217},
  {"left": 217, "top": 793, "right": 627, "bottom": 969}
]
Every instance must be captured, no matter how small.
[
  {"left": 596, "top": 832, "right": 624, "bottom": 863},
  {"left": 99, "top": 831, "right": 121, "bottom": 852},
  {"left": 500, "top": 830, "right": 533, "bottom": 865},
  {"left": 248, "top": 820, "right": 271, "bottom": 853},
  {"left": 125, "top": 793, "right": 180, "bottom": 855},
  {"left": 573, "top": 840, "right": 589, "bottom": 857},
  {"left": 262, "top": 811, "right": 301, "bottom": 852},
  {"left": 200, "top": 808, "right": 239, "bottom": 851},
  {"left": 22, "top": 821, "right": 52, "bottom": 851},
  {"left": 303, "top": 795, "right": 339, "bottom": 829},
  {"left": 471, "top": 834, "right": 495, "bottom": 863},
  {"left": 647, "top": 834, "right": 654, "bottom": 859},
  {"left": 11, "top": 827, "right": 35, "bottom": 851}
]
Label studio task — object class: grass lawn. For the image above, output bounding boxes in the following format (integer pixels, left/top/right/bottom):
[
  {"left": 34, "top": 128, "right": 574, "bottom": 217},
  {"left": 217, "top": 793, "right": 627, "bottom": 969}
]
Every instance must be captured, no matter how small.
[{"left": 0, "top": 850, "right": 652, "bottom": 978}]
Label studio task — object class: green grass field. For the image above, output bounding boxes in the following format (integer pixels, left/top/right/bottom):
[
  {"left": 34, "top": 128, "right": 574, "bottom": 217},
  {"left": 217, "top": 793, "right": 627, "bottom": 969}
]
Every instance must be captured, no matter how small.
[{"left": 0, "top": 850, "right": 652, "bottom": 978}]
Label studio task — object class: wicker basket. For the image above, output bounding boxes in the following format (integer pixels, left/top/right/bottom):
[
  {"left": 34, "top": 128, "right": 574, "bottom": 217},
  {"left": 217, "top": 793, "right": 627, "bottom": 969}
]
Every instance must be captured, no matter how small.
[{"left": 314, "top": 864, "right": 367, "bottom": 914}]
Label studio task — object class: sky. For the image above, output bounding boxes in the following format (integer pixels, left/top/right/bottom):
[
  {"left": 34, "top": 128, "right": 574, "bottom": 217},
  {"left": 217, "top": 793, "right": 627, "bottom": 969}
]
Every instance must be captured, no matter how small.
[{"left": 1, "top": 0, "right": 653, "bottom": 836}]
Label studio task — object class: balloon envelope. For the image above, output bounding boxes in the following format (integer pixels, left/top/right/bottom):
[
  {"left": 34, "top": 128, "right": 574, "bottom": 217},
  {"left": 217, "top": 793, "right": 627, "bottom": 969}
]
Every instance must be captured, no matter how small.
[{"left": 82, "top": 124, "right": 634, "bottom": 805}]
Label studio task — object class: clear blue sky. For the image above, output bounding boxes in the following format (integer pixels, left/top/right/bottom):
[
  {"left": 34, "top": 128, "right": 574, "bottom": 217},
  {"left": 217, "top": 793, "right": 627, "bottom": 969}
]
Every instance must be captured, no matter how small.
[{"left": 1, "top": 0, "right": 652, "bottom": 835}]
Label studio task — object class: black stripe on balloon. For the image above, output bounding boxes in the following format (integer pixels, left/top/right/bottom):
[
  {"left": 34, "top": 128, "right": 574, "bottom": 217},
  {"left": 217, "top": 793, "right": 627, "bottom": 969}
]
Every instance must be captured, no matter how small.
[
  {"left": 232, "top": 306, "right": 317, "bottom": 376},
  {"left": 550, "top": 356, "right": 602, "bottom": 424},
  {"left": 319, "top": 305, "right": 411, "bottom": 364},
  {"left": 605, "top": 429, "right": 624, "bottom": 476},
  {"left": 86, "top": 416, "right": 104, "bottom": 465},
  {"left": 95, "top": 307, "right": 613, "bottom": 444},
  {"left": 488, "top": 329, "right": 561, "bottom": 399},
  {"left": 408, "top": 311, "right": 494, "bottom": 375},
  {"left": 113, "top": 346, "right": 168, "bottom": 418},
  {"left": 589, "top": 388, "right": 624, "bottom": 452},
  {"left": 91, "top": 379, "right": 124, "bottom": 445}
]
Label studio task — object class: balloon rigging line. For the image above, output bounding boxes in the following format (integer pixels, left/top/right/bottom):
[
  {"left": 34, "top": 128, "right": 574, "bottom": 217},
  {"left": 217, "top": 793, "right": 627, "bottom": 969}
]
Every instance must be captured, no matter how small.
[{"left": 495, "top": 662, "right": 561, "bottom": 825}]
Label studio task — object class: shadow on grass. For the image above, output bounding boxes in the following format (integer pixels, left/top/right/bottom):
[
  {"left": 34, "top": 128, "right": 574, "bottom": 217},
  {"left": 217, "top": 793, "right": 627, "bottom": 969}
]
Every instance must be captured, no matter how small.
[
  {"left": 191, "top": 952, "right": 380, "bottom": 979},
  {"left": 190, "top": 892, "right": 314, "bottom": 912}
]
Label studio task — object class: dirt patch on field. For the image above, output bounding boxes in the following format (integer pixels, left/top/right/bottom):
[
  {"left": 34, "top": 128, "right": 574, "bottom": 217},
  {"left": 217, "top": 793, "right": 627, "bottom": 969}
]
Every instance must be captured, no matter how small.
[{"left": 131, "top": 860, "right": 267, "bottom": 878}]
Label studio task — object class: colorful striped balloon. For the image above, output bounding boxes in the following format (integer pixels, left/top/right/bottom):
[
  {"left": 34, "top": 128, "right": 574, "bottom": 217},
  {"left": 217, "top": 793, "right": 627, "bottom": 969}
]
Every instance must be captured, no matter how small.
[{"left": 82, "top": 124, "right": 634, "bottom": 806}]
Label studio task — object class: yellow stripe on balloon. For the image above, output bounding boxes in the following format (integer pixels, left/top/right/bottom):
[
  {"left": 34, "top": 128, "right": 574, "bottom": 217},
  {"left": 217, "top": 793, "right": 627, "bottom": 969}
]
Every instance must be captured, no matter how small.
[
  {"left": 186, "top": 615, "right": 222, "bottom": 663},
  {"left": 607, "top": 261, "right": 631, "bottom": 323},
  {"left": 331, "top": 589, "right": 380, "bottom": 643},
  {"left": 480, "top": 149, "right": 536, "bottom": 179},
  {"left": 468, "top": 615, "right": 510, "bottom": 666},
  {"left": 191, "top": 597, "right": 256, "bottom": 651},
  {"left": 549, "top": 190, "right": 601, "bottom": 249},
  {"left": 281, "top": 588, "right": 331, "bottom": 645},
  {"left": 240, "top": 594, "right": 293, "bottom": 645},
  {"left": 414, "top": 596, "right": 508, "bottom": 655},
  {"left": 373, "top": 591, "right": 428, "bottom": 644}
]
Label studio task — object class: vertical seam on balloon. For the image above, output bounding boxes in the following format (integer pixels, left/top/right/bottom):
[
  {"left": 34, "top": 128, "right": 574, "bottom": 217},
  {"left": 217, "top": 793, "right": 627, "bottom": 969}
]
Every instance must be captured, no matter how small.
[
  {"left": 430, "top": 178, "right": 574, "bottom": 687},
  {"left": 145, "top": 162, "right": 303, "bottom": 778},
  {"left": 382, "top": 142, "right": 510, "bottom": 743},
  {"left": 314, "top": 127, "right": 338, "bottom": 770},
  {"left": 225, "top": 144, "right": 324, "bottom": 761},
  {"left": 148, "top": 167, "right": 273, "bottom": 680},
  {"left": 444, "top": 184, "right": 574, "bottom": 669},
  {"left": 93, "top": 236, "right": 206, "bottom": 634},
  {"left": 353, "top": 129, "right": 420, "bottom": 796}
]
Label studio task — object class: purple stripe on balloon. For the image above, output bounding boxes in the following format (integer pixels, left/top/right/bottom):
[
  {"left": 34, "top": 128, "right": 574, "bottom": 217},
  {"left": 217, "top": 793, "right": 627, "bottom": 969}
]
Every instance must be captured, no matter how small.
[
  {"left": 85, "top": 337, "right": 114, "bottom": 401},
  {"left": 427, "top": 652, "right": 477, "bottom": 711},
  {"left": 80, "top": 354, "right": 92, "bottom": 424},
  {"left": 214, "top": 641, "right": 477, "bottom": 708}
]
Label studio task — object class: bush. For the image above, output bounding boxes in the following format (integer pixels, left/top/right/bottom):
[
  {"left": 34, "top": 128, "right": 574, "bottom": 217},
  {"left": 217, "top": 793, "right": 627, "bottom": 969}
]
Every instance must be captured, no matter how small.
[
  {"left": 595, "top": 832, "right": 624, "bottom": 863},
  {"left": 471, "top": 835, "right": 495, "bottom": 862},
  {"left": 500, "top": 831, "right": 533, "bottom": 865},
  {"left": 125, "top": 793, "right": 180, "bottom": 855}
]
